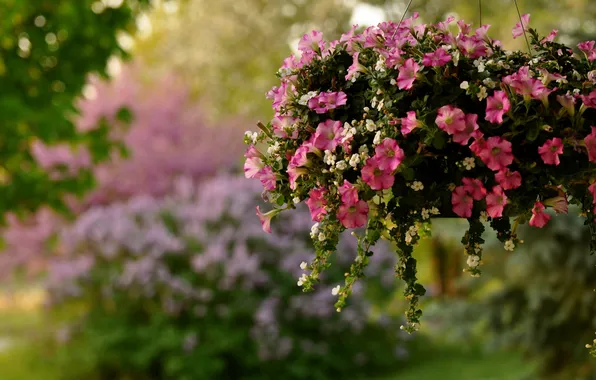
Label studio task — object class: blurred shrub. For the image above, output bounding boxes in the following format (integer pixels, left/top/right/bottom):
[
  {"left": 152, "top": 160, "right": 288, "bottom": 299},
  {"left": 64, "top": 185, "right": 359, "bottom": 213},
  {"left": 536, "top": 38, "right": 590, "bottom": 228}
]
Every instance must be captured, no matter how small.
[
  {"left": 44, "top": 175, "right": 408, "bottom": 380},
  {"left": 484, "top": 210, "right": 596, "bottom": 379},
  {"left": 0, "top": 65, "right": 244, "bottom": 280}
]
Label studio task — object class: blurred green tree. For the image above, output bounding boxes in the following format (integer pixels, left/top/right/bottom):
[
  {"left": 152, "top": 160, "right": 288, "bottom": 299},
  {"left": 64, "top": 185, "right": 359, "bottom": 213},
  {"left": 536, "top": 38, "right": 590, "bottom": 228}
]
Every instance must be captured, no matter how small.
[{"left": 0, "top": 0, "right": 151, "bottom": 223}]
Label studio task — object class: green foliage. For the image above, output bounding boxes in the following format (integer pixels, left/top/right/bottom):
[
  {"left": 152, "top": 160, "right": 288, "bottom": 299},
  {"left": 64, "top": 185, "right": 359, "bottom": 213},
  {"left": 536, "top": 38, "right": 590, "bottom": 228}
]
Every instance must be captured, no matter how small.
[{"left": 0, "top": 0, "right": 150, "bottom": 222}]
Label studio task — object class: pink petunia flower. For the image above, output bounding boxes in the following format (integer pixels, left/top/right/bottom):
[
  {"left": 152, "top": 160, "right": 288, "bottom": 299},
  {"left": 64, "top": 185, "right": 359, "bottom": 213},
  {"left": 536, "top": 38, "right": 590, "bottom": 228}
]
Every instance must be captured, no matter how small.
[
  {"left": 338, "top": 180, "right": 359, "bottom": 205},
  {"left": 541, "top": 29, "right": 558, "bottom": 44},
  {"left": 476, "top": 136, "right": 514, "bottom": 171},
  {"left": 245, "top": 145, "right": 264, "bottom": 159},
  {"left": 308, "top": 91, "right": 348, "bottom": 114},
  {"left": 401, "top": 111, "right": 422, "bottom": 135},
  {"left": 244, "top": 156, "right": 264, "bottom": 179},
  {"left": 581, "top": 90, "right": 596, "bottom": 109},
  {"left": 485, "top": 90, "right": 511, "bottom": 124},
  {"left": 337, "top": 200, "right": 369, "bottom": 229},
  {"left": 556, "top": 94, "right": 576, "bottom": 116},
  {"left": 578, "top": 40, "right": 596, "bottom": 61},
  {"left": 436, "top": 105, "right": 466, "bottom": 135},
  {"left": 290, "top": 145, "right": 311, "bottom": 168},
  {"left": 529, "top": 201, "right": 551, "bottom": 228},
  {"left": 256, "top": 206, "right": 279, "bottom": 233},
  {"left": 512, "top": 13, "right": 530, "bottom": 39},
  {"left": 475, "top": 25, "right": 491, "bottom": 41},
  {"left": 422, "top": 48, "right": 452, "bottom": 67},
  {"left": 537, "top": 137, "right": 564, "bottom": 166},
  {"left": 361, "top": 157, "right": 395, "bottom": 190},
  {"left": 287, "top": 166, "right": 308, "bottom": 190},
  {"left": 298, "top": 30, "right": 325, "bottom": 53},
  {"left": 462, "top": 177, "right": 487, "bottom": 200},
  {"left": 313, "top": 120, "right": 344, "bottom": 151},
  {"left": 486, "top": 186, "right": 507, "bottom": 218},
  {"left": 271, "top": 115, "right": 298, "bottom": 138},
  {"left": 396, "top": 58, "right": 421, "bottom": 90},
  {"left": 584, "top": 126, "right": 596, "bottom": 163},
  {"left": 451, "top": 186, "right": 473, "bottom": 218},
  {"left": 495, "top": 169, "right": 522, "bottom": 190},
  {"left": 374, "top": 138, "right": 405, "bottom": 171},
  {"left": 544, "top": 191, "right": 568, "bottom": 214},
  {"left": 258, "top": 166, "right": 277, "bottom": 191},
  {"left": 457, "top": 35, "right": 488, "bottom": 59},
  {"left": 305, "top": 187, "right": 328, "bottom": 222},
  {"left": 453, "top": 113, "right": 479, "bottom": 145},
  {"left": 345, "top": 52, "right": 367, "bottom": 81}
]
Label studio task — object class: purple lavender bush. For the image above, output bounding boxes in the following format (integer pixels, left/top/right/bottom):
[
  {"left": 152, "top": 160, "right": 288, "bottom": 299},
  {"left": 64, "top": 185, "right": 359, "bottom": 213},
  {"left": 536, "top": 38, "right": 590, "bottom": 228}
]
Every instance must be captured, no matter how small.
[{"left": 45, "top": 174, "right": 408, "bottom": 380}]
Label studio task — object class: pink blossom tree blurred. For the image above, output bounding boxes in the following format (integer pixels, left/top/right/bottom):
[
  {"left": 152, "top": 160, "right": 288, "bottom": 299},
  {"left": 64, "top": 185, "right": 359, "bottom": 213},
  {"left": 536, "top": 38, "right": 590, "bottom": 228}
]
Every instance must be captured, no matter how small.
[{"left": 0, "top": 64, "right": 245, "bottom": 280}]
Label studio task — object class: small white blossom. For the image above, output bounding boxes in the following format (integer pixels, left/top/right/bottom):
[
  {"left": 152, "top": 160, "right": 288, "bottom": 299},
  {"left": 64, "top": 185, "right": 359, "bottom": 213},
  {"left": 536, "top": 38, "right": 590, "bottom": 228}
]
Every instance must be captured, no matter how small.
[
  {"left": 318, "top": 232, "right": 326, "bottom": 242},
  {"left": 473, "top": 59, "right": 485, "bottom": 73},
  {"left": 300, "top": 261, "right": 308, "bottom": 270},
  {"left": 482, "top": 78, "right": 496, "bottom": 88},
  {"left": 363, "top": 107, "right": 370, "bottom": 112},
  {"left": 332, "top": 285, "right": 341, "bottom": 296},
  {"left": 298, "top": 91, "right": 319, "bottom": 105},
  {"left": 452, "top": 50, "right": 460, "bottom": 66},
  {"left": 244, "top": 131, "right": 258, "bottom": 144},
  {"left": 324, "top": 150, "right": 336, "bottom": 166},
  {"left": 408, "top": 225, "right": 418, "bottom": 236},
  {"left": 310, "top": 223, "right": 320, "bottom": 238},
  {"left": 376, "top": 98, "right": 385, "bottom": 111},
  {"left": 411, "top": 181, "right": 424, "bottom": 191},
  {"left": 365, "top": 119, "right": 377, "bottom": 132},
  {"left": 371, "top": 96, "right": 378, "bottom": 109},
  {"left": 373, "top": 130, "right": 383, "bottom": 145},
  {"left": 293, "top": 196, "right": 301, "bottom": 204},
  {"left": 504, "top": 239, "right": 516, "bottom": 251},
  {"left": 466, "top": 255, "right": 481, "bottom": 268},
  {"left": 479, "top": 211, "right": 488, "bottom": 223},
  {"left": 460, "top": 81, "right": 469, "bottom": 90},
  {"left": 390, "top": 78, "right": 397, "bottom": 86},
  {"left": 349, "top": 154, "right": 361, "bottom": 168},
  {"left": 431, "top": 207, "right": 440, "bottom": 215},
  {"left": 267, "top": 141, "right": 280, "bottom": 155},
  {"left": 421, "top": 208, "right": 430, "bottom": 220},
  {"left": 405, "top": 233, "right": 413, "bottom": 244},
  {"left": 375, "top": 57, "right": 386, "bottom": 72},
  {"left": 335, "top": 160, "right": 348, "bottom": 171},
  {"left": 297, "top": 274, "right": 308, "bottom": 287},
  {"left": 463, "top": 157, "right": 475, "bottom": 170},
  {"left": 477, "top": 86, "right": 488, "bottom": 100}
]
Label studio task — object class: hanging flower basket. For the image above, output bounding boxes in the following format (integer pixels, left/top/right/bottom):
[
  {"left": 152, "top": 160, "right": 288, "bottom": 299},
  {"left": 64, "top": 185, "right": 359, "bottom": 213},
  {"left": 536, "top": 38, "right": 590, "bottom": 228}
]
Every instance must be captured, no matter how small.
[{"left": 244, "top": 13, "right": 596, "bottom": 341}]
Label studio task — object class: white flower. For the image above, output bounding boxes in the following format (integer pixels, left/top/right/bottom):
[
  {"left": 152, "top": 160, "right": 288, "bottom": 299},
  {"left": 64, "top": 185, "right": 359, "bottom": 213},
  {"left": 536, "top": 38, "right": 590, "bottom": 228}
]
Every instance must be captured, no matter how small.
[
  {"left": 377, "top": 98, "right": 385, "bottom": 112},
  {"left": 267, "top": 141, "right": 280, "bottom": 155},
  {"left": 482, "top": 78, "right": 496, "bottom": 88},
  {"left": 408, "top": 225, "right": 418, "bottom": 236},
  {"left": 477, "top": 86, "right": 488, "bottom": 100},
  {"left": 431, "top": 207, "right": 440, "bottom": 215},
  {"left": 463, "top": 157, "right": 475, "bottom": 170},
  {"left": 371, "top": 97, "right": 378, "bottom": 108},
  {"left": 466, "top": 255, "right": 480, "bottom": 268},
  {"left": 411, "top": 181, "right": 424, "bottom": 191},
  {"left": 405, "top": 233, "right": 413, "bottom": 244},
  {"left": 363, "top": 107, "right": 370, "bottom": 112},
  {"left": 479, "top": 211, "right": 488, "bottom": 223},
  {"left": 244, "top": 131, "right": 258, "bottom": 144},
  {"left": 390, "top": 78, "right": 397, "bottom": 86},
  {"left": 335, "top": 160, "right": 348, "bottom": 171},
  {"left": 504, "top": 239, "right": 515, "bottom": 251},
  {"left": 373, "top": 131, "right": 383, "bottom": 145},
  {"left": 298, "top": 91, "right": 318, "bottom": 105},
  {"left": 293, "top": 196, "right": 301, "bottom": 204},
  {"left": 365, "top": 119, "right": 377, "bottom": 132},
  {"left": 460, "top": 81, "right": 469, "bottom": 90},
  {"left": 452, "top": 50, "right": 460, "bottom": 66},
  {"left": 310, "top": 223, "right": 320, "bottom": 238},
  {"left": 332, "top": 285, "right": 341, "bottom": 296},
  {"left": 324, "top": 150, "right": 336, "bottom": 166},
  {"left": 375, "top": 58, "right": 386, "bottom": 72},
  {"left": 300, "top": 261, "right": 308, "bottom": 270},
  {"left": 297, "top": 274, "right": 308, "bottom": 286},
  {"left": 318, "top": 232, "right": 326, "bottom": 242},
  {"left": 421, "top": 208, "right": 430, "bottom": 220},
  {"left": 349, "top": 154, "right": 361, "bottom": 168}
]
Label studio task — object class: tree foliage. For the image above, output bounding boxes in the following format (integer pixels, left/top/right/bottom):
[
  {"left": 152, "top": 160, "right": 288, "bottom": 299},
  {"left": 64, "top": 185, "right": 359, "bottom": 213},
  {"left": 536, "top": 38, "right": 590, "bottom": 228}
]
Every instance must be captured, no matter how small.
[{"left": 0, "top": 0, "right": 150, "bottom": 222}]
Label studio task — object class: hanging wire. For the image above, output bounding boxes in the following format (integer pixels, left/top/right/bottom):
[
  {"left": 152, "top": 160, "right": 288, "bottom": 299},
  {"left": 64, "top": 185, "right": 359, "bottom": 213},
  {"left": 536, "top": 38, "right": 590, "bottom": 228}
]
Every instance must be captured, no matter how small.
[
  {"left": 391, "top": 0, "right": 414, "bottom": 39},
  {"left": 478, "top": 0, "right": 482, "bottom": 26},
  {"left": 513, "top": 0, "right": 533, "bottom": 55}
]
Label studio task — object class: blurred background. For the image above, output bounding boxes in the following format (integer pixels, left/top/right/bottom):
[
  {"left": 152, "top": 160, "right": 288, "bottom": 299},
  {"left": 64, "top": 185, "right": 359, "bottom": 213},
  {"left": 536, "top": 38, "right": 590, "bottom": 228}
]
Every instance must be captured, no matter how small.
[{"left": 0, "top": 0, "right": 595, "bottom": 379}]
